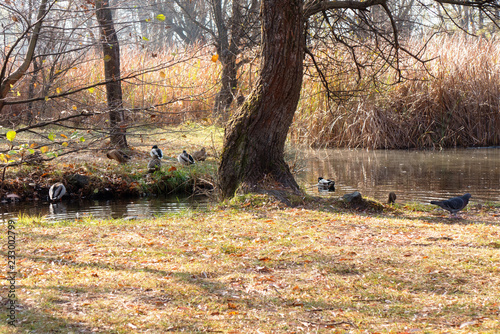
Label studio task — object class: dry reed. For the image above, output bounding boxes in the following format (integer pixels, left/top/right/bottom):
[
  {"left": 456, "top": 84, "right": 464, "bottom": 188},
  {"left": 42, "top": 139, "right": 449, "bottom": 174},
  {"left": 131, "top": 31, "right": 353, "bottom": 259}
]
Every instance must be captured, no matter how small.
[
  {"left": 7, "top": 35, "right": 500, "bottom": 149},
  {"left": 291, "top": 34, "right": 500, "bottom": 148}
]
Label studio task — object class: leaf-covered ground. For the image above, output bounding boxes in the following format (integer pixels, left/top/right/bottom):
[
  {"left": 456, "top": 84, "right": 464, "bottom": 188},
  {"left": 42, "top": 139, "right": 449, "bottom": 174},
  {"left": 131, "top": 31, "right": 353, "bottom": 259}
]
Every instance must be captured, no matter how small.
[{"left": 1, "top": 195, "right": 499, "bottom": 333}]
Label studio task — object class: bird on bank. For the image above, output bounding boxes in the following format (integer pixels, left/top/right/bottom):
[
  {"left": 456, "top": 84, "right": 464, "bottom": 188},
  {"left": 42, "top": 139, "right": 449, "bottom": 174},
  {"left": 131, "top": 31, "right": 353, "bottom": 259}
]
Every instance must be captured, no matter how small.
[
  {"left": 147, "top": 157, "right": 161, "bottom": 173},
  {"left": 49, "top": 183, "right": 66, "bottom": 201},
  {"left": 317, "top": 177, "right": 335, "bottom": 192},
  {"left": 178, "top": 150, "right": 195, "bottom": 165},
  {"left": 191, "top": 147, "right": 207, "bottom": 162},
  {"left": 430, "top": 193, "right": 471, "bottom": 217},
  {"left": 106, "top": 149, "right": 130, "bottom": 164},
  {"left": 150, "top": 145, "right": 163, "bottom": 159},
  {"left": 388, "top": 192, "right": 397, "bottom": 204}
]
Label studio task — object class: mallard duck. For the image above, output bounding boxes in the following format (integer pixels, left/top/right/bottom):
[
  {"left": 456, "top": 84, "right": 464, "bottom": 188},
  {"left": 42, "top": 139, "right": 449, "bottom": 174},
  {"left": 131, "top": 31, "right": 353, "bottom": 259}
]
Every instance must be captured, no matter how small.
[
  {"left": 49, "top": 182, "right": 66, "bottom": 201},
  {"left": 431, "top": 193, "right": 471, "bottom": 217},
  {"left": 150, "top": 145, "right": 163, "bottom": 159},
  {"left": 177, "top": 150, "right": 195, "bottom": 165},
  {"left": 147, "top": 157, "right": 161, "bottom": 173},
  {"left": 317, "top": 177, "right": 335, "bottom": 192},
  {"left": 106, "top": 149, "right": 130, "bottom": 164},
  {"left": 191, "top": 147, "right": 207, "bottom": 162}
]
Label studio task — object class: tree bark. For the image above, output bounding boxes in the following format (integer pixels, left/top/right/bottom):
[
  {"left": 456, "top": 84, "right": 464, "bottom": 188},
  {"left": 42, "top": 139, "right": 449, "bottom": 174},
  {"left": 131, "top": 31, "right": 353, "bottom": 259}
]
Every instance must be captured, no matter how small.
[
  {"left": 212, "top": 0, "right": 238, "bottom": 116},
  {"left": 218, "top": 0, "right": 304, "bottom": 198},
  {"left": 0, "top": 0, "right": 48, "bottom": 112},
  {"left": 95, "top": 0, "right": 128, "bottom": 149}
]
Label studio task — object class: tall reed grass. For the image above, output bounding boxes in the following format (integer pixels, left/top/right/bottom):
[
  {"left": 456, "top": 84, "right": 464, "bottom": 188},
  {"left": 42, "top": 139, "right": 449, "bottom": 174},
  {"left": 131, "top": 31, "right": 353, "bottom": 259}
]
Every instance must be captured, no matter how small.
[
  {"left": 9, "top": 35, "right": 500, "bottom": 149},
  {"left": 6, "top": 44, "right": 221, "bottom": 127},
  {"left": 291, "top": 34, "right": 500, "bottom": 148}
]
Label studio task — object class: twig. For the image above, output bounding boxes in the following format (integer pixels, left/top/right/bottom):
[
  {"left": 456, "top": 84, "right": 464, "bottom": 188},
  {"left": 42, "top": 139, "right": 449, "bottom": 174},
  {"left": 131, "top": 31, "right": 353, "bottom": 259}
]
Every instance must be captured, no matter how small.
[
  {"left": 300, "top": 319, "right": 358, "bottom": 328},
  {"left": 352, "top": 298, "right": 387, "bottom": 302}
]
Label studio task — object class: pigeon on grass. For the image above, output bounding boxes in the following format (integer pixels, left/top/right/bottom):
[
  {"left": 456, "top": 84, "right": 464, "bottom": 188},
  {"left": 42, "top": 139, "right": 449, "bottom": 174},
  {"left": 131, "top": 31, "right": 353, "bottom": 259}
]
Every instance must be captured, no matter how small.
[{"left": 430, "top": 193, "right": 471, "bottom": 218}]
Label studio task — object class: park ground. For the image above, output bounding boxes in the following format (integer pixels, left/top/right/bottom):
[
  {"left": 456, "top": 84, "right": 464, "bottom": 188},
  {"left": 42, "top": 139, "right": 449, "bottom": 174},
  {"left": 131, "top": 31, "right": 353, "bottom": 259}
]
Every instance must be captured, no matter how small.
[
  {"left": 0, "top": 193, "right": 499, "bottom": 333},
  {"left": 0, "top": 124, "right": 499, "bottom": 333}
]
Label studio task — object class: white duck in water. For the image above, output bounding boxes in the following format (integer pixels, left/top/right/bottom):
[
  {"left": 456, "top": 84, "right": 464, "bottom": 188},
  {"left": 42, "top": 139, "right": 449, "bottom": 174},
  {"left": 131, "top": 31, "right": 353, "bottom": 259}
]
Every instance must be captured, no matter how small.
[
  {"left": 49, "top": 183, "right": 66, "bottom": 201},
  {"left": 177, "top": 150, "right": 195, "bottom": 165},
  {"left": 150, "top": 145, "right": 163, "bottom": 159}
]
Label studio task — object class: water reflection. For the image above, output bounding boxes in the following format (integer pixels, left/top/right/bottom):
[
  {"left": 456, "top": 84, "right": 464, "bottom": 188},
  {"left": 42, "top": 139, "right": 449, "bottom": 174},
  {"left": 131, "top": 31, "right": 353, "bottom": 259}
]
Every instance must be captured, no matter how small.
[
  {"left": 2, "top": 148, "right": 499, "bottom": 221},
  {"left": 0, "top": 196, "right": 208, "bottom": 222},
  {"left": 297, "top": 148, "right": 500, "bottom": 204}
]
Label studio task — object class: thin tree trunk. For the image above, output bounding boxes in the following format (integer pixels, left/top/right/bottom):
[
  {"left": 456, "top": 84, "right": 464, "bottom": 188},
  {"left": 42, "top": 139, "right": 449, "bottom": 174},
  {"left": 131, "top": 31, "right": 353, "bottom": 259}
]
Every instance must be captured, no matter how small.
[
  {"left": 218, "top": 0, "right": 304, "bottom": 198},
  {"left": 213, "top": 0, "right": 243, "bottom": 117},
  {"left": 95, "top": 0, "right": 127, "bottom": 148},
  {"left": 214, "top": 53, "right": 238, "bottom": 116},
  {"left": 0, "top": 0, "right": 48, "bottom": 112}
]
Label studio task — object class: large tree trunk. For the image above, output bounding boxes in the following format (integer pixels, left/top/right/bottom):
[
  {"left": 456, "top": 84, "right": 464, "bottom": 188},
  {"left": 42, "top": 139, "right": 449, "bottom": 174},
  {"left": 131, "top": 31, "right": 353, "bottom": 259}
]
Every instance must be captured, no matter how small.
[
  {"left": 218, "top": 0, "right": 304, "bottom": 198},
  {"left": 95, "top": 0, "right": 127, "bottom": 149}
]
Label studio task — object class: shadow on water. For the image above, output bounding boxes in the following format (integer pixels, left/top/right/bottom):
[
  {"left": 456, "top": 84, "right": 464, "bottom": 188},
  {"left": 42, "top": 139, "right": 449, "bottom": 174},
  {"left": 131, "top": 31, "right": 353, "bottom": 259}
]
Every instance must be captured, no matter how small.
[
  {"left": 296, "top": 147, "right": 500, "bottom": 204},
  {"left": 0, "top": 195, "right": 209, "bottom": 222}
]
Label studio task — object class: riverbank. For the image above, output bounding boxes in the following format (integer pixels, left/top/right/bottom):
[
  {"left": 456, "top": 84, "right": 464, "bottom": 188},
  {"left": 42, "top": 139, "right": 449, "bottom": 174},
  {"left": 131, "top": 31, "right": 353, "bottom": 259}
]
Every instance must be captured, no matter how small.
[
  {"left": 0, "top": 124, "right": 222, "bottom": 202},
  {"left": 0, "top": 194, "right": 499, "bottom": 333}
]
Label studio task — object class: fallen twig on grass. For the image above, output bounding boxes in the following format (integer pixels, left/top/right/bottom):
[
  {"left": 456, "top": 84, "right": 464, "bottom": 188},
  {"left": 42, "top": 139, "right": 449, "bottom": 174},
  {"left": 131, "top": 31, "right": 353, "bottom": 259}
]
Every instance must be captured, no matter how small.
[{"left": 300, "top": 319, "right": 358, "bottom": 328}]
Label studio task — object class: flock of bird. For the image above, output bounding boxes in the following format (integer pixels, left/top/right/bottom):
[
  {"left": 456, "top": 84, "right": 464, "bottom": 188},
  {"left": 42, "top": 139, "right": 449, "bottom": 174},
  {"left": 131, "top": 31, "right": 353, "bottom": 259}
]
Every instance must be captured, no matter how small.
[
  {"left": 49, "top": 147, "right": 473, "bottom": 218},
  {"left": 315, "top": 176, "right": 471, "bottom": 218},
  {"left": 148, "top": 145, "right": 206, "bottom": 168},
  {"left": 48, "top": 145, "right": 206, "bottom": 202}
]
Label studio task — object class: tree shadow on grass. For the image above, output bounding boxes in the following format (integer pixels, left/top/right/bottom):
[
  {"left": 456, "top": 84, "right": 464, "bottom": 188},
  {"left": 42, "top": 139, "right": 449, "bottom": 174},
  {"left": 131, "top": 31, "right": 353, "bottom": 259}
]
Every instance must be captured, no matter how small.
[
  {"left": 0, "top": 299, "right": 95, "bottom": 333},
  {"left": 4, "top": 248, "right": 358, "bottom": 332}
]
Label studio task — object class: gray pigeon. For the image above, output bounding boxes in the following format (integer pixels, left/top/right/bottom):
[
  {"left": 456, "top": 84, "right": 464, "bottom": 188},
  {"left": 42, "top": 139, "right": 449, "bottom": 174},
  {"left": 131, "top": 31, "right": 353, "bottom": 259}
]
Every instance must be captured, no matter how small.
[{"left": 430, "top": 193, "right": 471, "bottom": 217}]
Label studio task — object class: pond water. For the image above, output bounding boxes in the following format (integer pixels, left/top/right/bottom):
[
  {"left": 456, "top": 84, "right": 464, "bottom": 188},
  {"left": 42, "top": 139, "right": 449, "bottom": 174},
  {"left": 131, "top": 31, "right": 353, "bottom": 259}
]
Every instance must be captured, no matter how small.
[
  {"left": 296, "top": 148, "right": 500, "bottom": 204},
  {"left": 0, "top": 196, "right": 208, "bottom": 222},
  {"left": 2, "top": 148, "right": 499, "bottom": 221}
]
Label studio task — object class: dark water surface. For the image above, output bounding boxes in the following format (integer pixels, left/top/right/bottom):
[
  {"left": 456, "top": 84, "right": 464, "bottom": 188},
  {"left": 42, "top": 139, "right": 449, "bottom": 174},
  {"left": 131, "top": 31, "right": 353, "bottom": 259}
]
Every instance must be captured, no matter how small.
[
  {"left": 0, "top": 196, "right": 208, "bottom": 222},
  {"left": 2, "top": 148, "right": 499, "bottom": 221},
  {"left": 297, "top": 148, "right": 500, "bottom": 204}
]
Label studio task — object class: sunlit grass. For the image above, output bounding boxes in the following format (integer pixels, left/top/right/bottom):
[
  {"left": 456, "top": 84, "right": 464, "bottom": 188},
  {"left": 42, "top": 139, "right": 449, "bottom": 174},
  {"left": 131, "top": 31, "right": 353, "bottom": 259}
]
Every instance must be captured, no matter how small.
[
  {"left": 0, "top": 195, "right": 499, "bottom": 333},
  {"left": 0, "top": 124, "right": 223, "bottom": 199},
  {"left": 292, "top": 34, "right": 500, "bottom": 148}
]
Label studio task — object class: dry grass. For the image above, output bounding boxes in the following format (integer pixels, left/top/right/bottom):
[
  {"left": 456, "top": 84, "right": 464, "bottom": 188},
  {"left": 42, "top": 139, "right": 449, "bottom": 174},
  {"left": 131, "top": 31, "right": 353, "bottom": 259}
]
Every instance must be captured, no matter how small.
[
  {"left": 1, "top": 195, "right": 499, "bottom": 333},
  {"left": 4, "top": 34, "right": 500, "bottom": 148},
  {"left": 4, "top": 45, "right": 222, "bottom": 126},
  {"left": 292, "top": 34, "right": 500, "bottom": 148}
]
